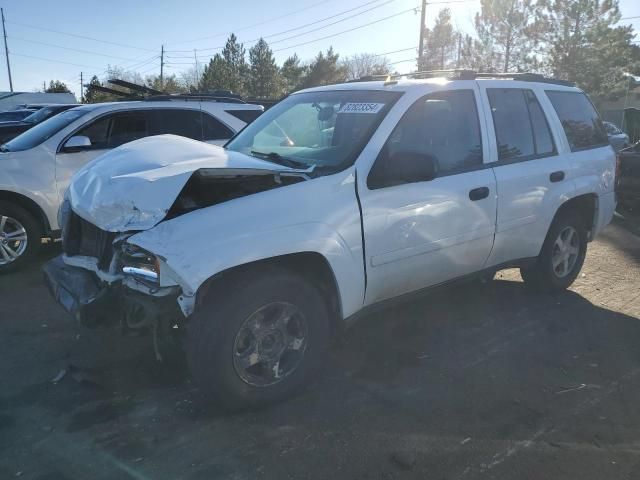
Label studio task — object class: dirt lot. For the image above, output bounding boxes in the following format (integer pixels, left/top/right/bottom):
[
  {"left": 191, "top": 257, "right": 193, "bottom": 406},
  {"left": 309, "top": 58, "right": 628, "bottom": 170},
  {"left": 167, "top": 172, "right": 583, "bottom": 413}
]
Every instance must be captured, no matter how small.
[{"left": 2, "top": 214, "right": 640, "bottom": 480}]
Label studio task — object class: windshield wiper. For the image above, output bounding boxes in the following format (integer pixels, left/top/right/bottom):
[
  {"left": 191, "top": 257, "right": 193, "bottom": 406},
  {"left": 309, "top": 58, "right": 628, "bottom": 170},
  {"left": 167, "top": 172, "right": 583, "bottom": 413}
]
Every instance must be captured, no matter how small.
[{"left": 250, "top": 150, "right": 309, "bottom": 170}]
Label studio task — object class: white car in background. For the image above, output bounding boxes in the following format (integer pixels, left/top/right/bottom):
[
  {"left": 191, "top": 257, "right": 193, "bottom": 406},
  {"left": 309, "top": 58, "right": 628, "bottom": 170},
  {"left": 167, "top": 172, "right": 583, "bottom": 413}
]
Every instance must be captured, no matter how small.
[{"left": 0, "top": 96, "right": 263, "bottom": 272}]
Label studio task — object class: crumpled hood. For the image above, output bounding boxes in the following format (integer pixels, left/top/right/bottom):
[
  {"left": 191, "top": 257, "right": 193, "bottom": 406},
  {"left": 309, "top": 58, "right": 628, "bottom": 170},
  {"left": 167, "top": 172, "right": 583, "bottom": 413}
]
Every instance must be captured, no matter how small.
[{"left": 69, "top": 135, "right": 295, "bottom": 232}]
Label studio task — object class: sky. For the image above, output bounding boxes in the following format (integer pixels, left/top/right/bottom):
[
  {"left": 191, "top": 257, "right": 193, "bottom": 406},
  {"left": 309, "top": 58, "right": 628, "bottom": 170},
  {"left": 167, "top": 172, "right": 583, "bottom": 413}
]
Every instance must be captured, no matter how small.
[{"left": 0, "top": 0, "right": 639, "bottom": 99}]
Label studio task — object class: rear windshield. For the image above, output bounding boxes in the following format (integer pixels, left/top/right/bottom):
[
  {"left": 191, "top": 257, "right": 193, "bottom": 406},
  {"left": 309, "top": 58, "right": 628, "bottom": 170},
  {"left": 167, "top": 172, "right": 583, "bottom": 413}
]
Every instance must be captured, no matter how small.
[
  {"left": 546, "top": 91, "right": 608, "bottom": 151},
  {"left": 2, "top": 109, "right": 87, "bottom": 152}
]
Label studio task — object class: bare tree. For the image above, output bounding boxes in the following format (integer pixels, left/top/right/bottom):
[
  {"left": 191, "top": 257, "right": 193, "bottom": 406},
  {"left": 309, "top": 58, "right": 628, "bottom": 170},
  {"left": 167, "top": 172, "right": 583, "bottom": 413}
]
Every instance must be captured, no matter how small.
[{"left": 342, "top": 53, "right": 391, "bottom": 80}]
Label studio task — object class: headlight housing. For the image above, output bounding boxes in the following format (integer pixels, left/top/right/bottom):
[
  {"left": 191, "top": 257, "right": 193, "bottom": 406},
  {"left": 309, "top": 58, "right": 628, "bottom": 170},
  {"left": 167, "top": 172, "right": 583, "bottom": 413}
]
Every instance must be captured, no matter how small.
[{"left": 120, "top": 243, "right": 160, "bottom": 283}]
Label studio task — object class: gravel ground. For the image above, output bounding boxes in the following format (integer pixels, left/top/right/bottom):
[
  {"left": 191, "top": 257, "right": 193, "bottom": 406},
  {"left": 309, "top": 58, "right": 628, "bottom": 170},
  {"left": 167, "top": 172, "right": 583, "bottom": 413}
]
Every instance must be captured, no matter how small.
[{"left": 1, "top": 213, "right": 640, "bottom": 480}]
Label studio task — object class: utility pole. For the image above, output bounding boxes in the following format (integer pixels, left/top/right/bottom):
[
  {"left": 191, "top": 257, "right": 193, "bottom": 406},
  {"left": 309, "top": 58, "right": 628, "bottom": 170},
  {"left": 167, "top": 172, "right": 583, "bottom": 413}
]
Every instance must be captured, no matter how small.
[
  {"left": 1, "top": 8, "right": 13, "bottom": 92},
  {"left": 80, "top": 72, "right": 84, "bottom": 103},
  {"left": 160, "top": 44, "right": 164, "bottom": 90},
  {"left": 194, "top": 49, "right": 199, "bottom": 88},
  {"left": 417, "top": 0, "right": 427, "bottom": 68}
]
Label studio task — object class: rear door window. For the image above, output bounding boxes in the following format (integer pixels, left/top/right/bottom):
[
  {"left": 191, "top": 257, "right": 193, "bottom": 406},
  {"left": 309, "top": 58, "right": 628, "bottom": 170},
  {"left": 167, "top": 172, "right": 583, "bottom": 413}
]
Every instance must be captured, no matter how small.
[
  {"left": 546, "top": 90, "right": 608, "bottom": 151},
  {"left": 76, "top": 111, "right": 148, "bottom": 150},
  {"left": 488, "top": 88, "right": 556, "bottom": 161}
]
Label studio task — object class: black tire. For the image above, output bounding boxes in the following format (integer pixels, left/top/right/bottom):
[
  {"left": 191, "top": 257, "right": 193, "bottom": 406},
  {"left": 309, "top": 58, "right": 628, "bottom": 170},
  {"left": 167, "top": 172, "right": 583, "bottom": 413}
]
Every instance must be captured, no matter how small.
[
  {"left": 0, "top": 201, "right": 42, "bottom": 274},
  {"left": 186, "top": 266, "right": 330, "bottom": 410},
  {"left": 520, "top": 210, "right": 587, "bottom": 292}
]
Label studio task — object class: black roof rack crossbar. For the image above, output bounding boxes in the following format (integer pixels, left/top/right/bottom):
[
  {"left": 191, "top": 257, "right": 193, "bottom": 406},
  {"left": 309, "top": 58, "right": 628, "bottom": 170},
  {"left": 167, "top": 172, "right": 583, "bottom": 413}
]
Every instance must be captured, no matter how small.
[
  {"left": 108, "top": 79, "right": 163, "bottom": 95},
  {"left": 84, "top": 83, "right": 141, "bottom": 99}
]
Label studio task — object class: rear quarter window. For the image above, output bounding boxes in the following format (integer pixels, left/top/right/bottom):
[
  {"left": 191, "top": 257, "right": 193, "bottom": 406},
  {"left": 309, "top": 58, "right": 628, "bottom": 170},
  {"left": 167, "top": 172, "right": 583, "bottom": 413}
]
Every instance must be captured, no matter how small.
[
  {"left": 546, "top": 91, "right": 608, "bottom": 152},
  {"left": 225, "top": 109, "right": 263, "bottom": 124}
]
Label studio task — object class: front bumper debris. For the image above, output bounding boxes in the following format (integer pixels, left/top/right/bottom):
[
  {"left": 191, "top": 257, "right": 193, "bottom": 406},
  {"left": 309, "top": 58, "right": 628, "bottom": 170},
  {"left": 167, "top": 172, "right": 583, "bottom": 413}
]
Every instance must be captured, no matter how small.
[{"left": 43, "top": 255, "right": 114, "bottom": 327}]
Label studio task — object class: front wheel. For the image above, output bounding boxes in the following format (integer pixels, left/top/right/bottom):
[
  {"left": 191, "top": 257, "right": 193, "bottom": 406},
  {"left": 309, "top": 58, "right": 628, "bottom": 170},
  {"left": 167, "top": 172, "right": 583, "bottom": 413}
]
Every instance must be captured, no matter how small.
[
  {"left": 520, "top": 211, "right": 588, "bottom": 292},
  {"left": 186, "top": 267, "right": 330, "bottom": 410}
]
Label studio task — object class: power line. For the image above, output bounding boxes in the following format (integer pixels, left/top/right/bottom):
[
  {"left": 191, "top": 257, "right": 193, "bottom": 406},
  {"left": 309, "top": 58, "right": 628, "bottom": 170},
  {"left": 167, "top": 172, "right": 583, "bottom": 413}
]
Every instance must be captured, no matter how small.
[
  {"left": 9, "top": 51, "right": 103, "bottom": 69},
  {"left": 168, "top": 0, "right": 393, "bottom": 55},
  {"left": 273, "top": 6, "right": 420, "bottom": 53},
  {"left": 166, "top": 0, "right": 334, "bottom": 47},
  {"left": 268, "top": 0, "right": 398, "bottom": 46},
  {"left": 8, "top": 35, "right": 143, "bottom": 61},
  {"left": 621, "top": 15, "right": 640, "bottom": 20},
  {"left": 6, "top": 20, "right": 155, "bottom": 52}
]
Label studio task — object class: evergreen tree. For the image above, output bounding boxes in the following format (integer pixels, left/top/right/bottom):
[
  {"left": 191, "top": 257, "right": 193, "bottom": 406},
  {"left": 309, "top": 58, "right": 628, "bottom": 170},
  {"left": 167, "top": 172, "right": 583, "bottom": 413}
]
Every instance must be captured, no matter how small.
[
  {"left": 280, "top": 54, "right": 307, "bottom": 94},
  {"left": 419, "top": 8, "right": 457, "bottom": 71},
  {"left": 474, "top": 0, "right": 538, "bottom": 72},
  {"left": 199, "top": 54, "right": 230, "bottom": 92},
  {"left": 248, "top": 38, "right": 281, "bottom": 99},
  {"left": 301, "top": 48, "right": 347, "bottom": 88},
  {"left": 44, "top": 80, "right": 71, "bottom": 93}
]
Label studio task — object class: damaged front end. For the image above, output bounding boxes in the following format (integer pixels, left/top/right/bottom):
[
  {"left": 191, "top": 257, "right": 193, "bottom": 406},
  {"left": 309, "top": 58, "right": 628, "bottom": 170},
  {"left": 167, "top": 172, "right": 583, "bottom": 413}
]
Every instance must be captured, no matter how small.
[
  {"left": 43, "top": 207, "right": 184, "bottom": 344},
  {"left": 43, "top": 135, "right": 310, "bottom": 357}
]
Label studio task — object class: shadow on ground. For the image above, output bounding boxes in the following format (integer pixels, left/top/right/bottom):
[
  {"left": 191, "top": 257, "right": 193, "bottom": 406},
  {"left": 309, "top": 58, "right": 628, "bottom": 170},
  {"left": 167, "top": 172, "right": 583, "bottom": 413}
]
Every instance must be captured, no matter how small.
[{"left": 2, "top": 228, "right": 640, "bottom": 479}]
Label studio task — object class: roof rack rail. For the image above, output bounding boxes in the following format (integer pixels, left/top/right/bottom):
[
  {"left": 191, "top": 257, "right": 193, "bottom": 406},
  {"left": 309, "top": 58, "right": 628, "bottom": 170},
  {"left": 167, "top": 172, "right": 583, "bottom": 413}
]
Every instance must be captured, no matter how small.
[
  {"left": 143, "top": 93, "right": 246, "bottom": 104},
  {"left": 352, "top": 69, "right": 574, "bottom": 87}
]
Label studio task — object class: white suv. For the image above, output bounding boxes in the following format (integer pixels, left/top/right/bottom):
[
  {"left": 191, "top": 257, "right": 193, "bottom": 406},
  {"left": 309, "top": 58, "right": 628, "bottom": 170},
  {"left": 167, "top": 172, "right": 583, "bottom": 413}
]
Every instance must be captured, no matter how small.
[
  {"left": 44, "top": 73, "right": 616, "bottom": 408},
  {"left": 0, "top": 96, "right": 263, "bottom": 272}
]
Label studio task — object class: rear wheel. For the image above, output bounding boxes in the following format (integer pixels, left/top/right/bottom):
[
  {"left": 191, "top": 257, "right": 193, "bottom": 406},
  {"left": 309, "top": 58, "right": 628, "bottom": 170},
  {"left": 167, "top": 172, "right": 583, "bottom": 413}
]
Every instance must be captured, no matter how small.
[
  {"left": 520, "top": 211, "right": 587, "bottom": 292},
  {"left": 0, "top": 201, "right": 42, "bottom": 274},
  {"left": 186, "top": 267, "right": 330, "bottom": 410}
]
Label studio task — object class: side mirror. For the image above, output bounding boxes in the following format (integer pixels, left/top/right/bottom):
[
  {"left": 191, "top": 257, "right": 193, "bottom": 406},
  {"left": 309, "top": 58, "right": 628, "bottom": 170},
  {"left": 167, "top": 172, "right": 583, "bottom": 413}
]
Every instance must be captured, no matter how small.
[
  {"left": 369, "top": 149, "right": 438, "bottom": 188},
  {"left": 62, "top": 135, "right": 92, "bottom": 152}
]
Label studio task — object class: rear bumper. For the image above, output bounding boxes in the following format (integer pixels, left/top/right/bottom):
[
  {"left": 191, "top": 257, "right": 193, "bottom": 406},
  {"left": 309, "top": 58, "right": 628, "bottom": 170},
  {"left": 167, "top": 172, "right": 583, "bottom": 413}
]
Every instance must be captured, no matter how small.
[{"left": 43, "top": 255, "right": 114, "bottom": 327}]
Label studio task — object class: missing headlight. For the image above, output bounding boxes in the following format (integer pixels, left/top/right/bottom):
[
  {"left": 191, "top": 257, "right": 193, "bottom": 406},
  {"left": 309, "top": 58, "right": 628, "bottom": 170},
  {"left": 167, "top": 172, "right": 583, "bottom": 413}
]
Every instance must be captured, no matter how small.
[{"left": 120, "top": 243, "right": 160, "bottom": 283}]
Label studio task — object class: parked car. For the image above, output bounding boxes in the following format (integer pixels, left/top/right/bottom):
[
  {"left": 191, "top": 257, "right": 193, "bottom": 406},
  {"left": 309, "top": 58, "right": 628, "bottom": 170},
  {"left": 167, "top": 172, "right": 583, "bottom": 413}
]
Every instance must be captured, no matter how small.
[
  {"left": 0, "top": 95, "right": 263, "bottom": 272},
  {"left": 0, "top": 109, "right": 36, "bottom": 123},
  {"left": 43, "top": 73, "right": 616, "bottom": 409},
  {"left": 604, "top": 121, "right": 630, "bottom": 152},
  {"left": 616, "top": 141, "right": 640, "bottom": 209},
  {"left": 0, "top": 104, "right": 78, "bottom": 144}
]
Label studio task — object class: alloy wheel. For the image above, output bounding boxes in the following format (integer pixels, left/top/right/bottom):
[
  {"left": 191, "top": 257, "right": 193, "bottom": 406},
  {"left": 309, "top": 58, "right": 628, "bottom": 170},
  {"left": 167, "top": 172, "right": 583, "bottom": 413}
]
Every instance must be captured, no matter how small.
[
  {"left": 0, "top": 215, "right": 28, "bottom": 266},
  {"left": 551, "top": 226, "right": 580, "bottom": 278},
  {"left": 232, "top": 302, "right": 309, "bottom": 387}
]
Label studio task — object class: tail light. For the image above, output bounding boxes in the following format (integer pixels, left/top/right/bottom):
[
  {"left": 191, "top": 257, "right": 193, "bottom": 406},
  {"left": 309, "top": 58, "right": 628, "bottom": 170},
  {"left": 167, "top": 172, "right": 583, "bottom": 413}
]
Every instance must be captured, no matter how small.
[{"left": 615, "top": 153, "right": 622, "bottom": 194}]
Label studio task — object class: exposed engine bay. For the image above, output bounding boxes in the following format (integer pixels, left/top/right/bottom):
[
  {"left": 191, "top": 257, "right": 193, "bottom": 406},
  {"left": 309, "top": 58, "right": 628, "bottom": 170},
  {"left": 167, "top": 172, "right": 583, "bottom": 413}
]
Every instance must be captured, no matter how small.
[{"left": 167, "top": 169, "right": 305, "bottom": 219}]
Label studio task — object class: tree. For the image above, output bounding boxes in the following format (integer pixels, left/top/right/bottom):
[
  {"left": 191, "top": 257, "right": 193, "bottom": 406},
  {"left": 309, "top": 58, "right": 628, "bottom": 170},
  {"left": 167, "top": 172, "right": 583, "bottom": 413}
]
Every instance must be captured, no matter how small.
[
  {"left": 419, "top": 8, "right": 458, "bottom": 70},
  {"left": 539, "top": 0, "right": 639, "bottom": 103},
  {"left": 199, "top": 34, "right": 248, "bottom": 95},
  {"left": 199, "top": 54, "right": 230, "bottom": 92},
  {"left": 83, "top": 75, "right": 108, "bottom": 103},
  {"left": 248, "top": 38, "right": 281, "bottom": 99},
  {"left": 342, "top": 53, "right": 391, "bottom": 80},
  {"left": 301, "top": 47, "right": 347, "bottom": 88},
  {"left": 44, "top": 80, "right": 71, "bottom": 93},
  {"left": 280, "top": 54, "right": 306, "bottom": 94},
  {"left": 145, "top": 74, "right": 186, "bottom": 93},
  {"left": 474, "top": 0, "right": 538, "bottom": 72},
  {"left": 221, "top": 33, "right": 248, "bottom": 95}
]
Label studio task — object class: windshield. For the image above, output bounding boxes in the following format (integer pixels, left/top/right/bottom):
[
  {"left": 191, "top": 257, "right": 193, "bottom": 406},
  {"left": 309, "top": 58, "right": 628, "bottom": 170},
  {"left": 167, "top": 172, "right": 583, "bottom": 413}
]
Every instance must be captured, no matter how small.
[
  {"left": 2, "top": 109, "right": 87, "bottom": 152},
  {"left": 23, "top": 107, "right": 57, "bottom": 124},
  {"left": 226, "top": 90, "right": 402, "bottom": 172}
]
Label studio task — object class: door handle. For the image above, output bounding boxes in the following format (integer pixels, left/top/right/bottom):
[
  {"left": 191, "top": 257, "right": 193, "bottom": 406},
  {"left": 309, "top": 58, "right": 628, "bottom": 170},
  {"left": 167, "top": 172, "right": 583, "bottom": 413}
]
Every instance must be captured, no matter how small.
[
  {"left": 469, "top": 186, "right": 490, "bottom": 201},
  {"left": 550, "top": 171, "right": 565, "bottom": 182}
]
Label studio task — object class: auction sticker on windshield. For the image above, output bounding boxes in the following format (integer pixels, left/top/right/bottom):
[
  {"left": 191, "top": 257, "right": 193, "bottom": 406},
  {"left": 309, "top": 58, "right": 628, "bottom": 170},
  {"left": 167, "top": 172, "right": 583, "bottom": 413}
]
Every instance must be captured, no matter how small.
[{"left": 338, "top": 103, "right": 385, "bottom": 114}]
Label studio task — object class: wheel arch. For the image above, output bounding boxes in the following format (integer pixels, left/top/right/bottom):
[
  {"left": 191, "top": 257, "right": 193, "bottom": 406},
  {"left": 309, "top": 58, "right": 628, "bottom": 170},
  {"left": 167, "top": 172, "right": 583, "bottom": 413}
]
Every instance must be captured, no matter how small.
[
  {"left": 553, "top": 193, "right": 598, "bottom": 239},
  {"left": 0, "top": 190, "right": 50, "bottom": 235},
  {"left": 195, "top": 251, "right": 344, "bottom": 335}
]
